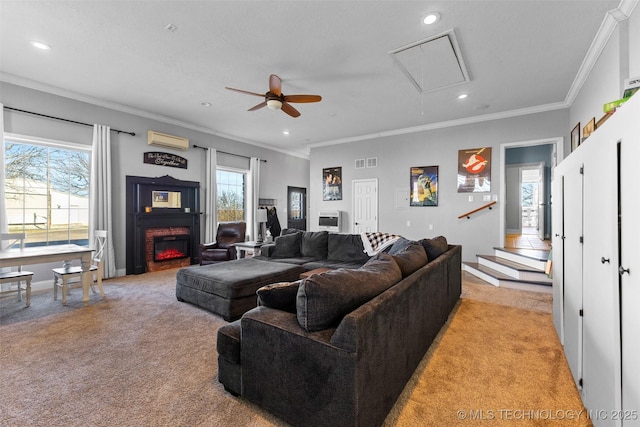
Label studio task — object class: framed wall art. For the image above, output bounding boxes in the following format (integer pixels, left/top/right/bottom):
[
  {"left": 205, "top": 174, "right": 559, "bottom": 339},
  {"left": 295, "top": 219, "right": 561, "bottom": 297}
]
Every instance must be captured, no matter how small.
[
  {"left": 457, "top": 147, "right": 491, "bottom": 193},
  {"left": 323, "top": 166, "right": 342, "bottom": 200},
  {"left": 410, "top": 166, "right": 438, "bottom": 206},
  {"left": 571, "top": 122, "right": 581, "bottom": 152}
]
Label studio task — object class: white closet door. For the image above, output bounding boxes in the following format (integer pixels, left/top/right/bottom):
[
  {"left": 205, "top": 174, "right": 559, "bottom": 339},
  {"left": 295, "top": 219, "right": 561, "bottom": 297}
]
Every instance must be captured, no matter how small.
[
  {"left": 551, "top": 175, "right": 564, "bottom": 343},
  {"left": 619, "top": 101, "right": 640, "bottom": 426},
  {"left": 582, "top": 130, "right": 621, "bottom": 426},
  {"left": 562, "top": 162, "right": 583, "bottom": 387}
]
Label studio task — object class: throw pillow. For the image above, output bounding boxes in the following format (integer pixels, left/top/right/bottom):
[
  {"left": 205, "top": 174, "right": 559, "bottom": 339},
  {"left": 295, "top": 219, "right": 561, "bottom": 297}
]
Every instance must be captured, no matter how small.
[
  {"left": 257, "top": 281, "right": 301, "bottom": 313},
  {"left": 300, "top": 231, "right": 329, "bottom": 259},
  {"left": 297, "top": 253, "right": 401, "bottom": 332},
  {"left": 272, "top": 232, "right": 302, "bottom": 258},
  {"left": 419, "top": 236, "right": 448, "bottom": 261},
  {"left": 388, "top": 237, "right": 413, "bottom": 255},
  {"left": 390, "top": 243, "right": 428, "bottom": 277}
]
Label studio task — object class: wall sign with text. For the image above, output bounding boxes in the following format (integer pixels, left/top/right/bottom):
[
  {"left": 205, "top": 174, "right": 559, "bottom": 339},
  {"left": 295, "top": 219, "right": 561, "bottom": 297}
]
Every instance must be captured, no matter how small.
[{"left": 144, "top": 152, "right": 188, "bottom": 169}]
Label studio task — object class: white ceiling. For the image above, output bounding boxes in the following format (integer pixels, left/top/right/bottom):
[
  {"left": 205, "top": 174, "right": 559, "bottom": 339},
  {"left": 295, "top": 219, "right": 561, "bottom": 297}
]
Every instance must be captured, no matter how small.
[{"left": 0, "top": 0, "right": 626, "bottom": 157}]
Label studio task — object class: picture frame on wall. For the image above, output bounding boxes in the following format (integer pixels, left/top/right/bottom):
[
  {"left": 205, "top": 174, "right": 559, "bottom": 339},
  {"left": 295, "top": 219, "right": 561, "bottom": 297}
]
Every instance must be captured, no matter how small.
[
  {"left": 457, "top": 147, "right": 491, "bottom": 193},
  {"left": 410, "top": 166, "right": 438, "bottom": 206},
  {"left": 323, "top": 166, "right": 342, "bottom": 200},
  {"left": 582, "top": 117, "right": 596, "bottom": 142},
  {"left": 571, "top": 122, "right": 581, "bottom": 152}
]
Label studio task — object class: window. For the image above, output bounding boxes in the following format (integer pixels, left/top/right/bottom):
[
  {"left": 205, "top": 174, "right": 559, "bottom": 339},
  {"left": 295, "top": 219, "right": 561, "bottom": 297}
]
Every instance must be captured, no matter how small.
[
  {"left": 3, "top": 136, "right": 90, "bottom": 246},
  {"left": 216, "top": 168, "right": 246, "bottom": 222}
]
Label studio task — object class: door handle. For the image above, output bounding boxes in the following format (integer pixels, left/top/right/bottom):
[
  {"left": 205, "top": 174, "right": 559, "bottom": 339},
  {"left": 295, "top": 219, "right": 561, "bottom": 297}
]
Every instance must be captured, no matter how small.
[
  {"left": 601, "top": 257, "right": 610, "bottom": 264},
  {"left": 619, "top": 266, "right": 630, "bottom": 276}
]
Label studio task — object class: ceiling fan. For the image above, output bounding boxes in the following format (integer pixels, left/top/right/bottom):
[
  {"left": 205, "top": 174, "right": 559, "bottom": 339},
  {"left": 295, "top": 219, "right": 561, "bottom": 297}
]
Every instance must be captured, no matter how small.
[{"left": 225, "top": 74, "right": 321, "bottom": 118}]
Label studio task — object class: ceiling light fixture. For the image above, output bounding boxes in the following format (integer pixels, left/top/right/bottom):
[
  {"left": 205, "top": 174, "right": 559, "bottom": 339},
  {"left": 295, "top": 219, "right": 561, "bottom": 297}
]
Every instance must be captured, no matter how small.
[
  {"left": 283, "top": 130, "right": 291, "bottom": 135},
  {"left": 165, "top": 24, "right": 178, "bottom": 32},
  {"left": 266, "top": 99, "right": 283, "bottom": 110},
  {"left": 30, "top": 41, "right": 51, "bottom": 50},
  {"left": 201, "top": 102, "right": 212, "bottom": 107},
  {"left": 422, "top": 12, "right": 440, "bottom": 25},
  {"left": 457, "top": 93, "right": 468, "bottom": 100}
]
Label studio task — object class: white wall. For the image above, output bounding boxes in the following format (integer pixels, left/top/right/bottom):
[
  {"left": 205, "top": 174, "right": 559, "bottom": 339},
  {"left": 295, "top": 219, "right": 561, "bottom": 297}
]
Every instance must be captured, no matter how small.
[
  {"left": 310, "top": 110, "right": 568, "bottom": 262},
  {"left": 1, "top": 82, "right": 310, "bottom": 278}
]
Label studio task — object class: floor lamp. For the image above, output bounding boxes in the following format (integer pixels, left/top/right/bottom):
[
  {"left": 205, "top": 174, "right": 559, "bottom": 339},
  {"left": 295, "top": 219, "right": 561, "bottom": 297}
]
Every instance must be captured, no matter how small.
[{"left": 256, "top": 208, "right": 268, "bottom": 243}]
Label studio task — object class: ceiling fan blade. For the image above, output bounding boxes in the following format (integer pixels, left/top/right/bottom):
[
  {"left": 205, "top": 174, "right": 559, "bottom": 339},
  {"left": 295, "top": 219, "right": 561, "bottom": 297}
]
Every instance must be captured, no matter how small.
[
  {"left": 281, "top": 102, "right": 301, "bottom": 118},
  {"left": 248, "top": 101, "right": 267, "bottom": 111},
  {"left": 269, "top": 74, "right": 282, "bottom": 96},
  {"left": 225, "top": 87, "right": 265, "bottom": 97},
  {"left": 283, "top": 94, "right": 322, "bottom": 103}
]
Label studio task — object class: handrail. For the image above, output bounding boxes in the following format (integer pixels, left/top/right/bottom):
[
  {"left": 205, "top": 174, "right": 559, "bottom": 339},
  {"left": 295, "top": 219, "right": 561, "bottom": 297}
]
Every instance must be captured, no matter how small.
[{"left": 458, "top": 201, "right": 497, "bottom": 219}]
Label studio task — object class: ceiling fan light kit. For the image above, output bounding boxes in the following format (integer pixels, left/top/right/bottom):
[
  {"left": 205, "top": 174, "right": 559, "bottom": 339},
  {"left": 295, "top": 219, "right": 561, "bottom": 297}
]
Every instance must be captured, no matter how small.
[{"left": 225, "top": 74, "right": 321, "bottom": 118}]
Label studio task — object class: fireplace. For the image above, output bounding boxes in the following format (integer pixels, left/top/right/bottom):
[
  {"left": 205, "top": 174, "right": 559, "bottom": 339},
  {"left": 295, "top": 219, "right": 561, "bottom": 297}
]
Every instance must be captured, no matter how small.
[
  {"left": 126, "top": 175, "right": 200, "bottom": 275},
  {"left": 154, "top": 234, "right": 190, "bottom": 262}
]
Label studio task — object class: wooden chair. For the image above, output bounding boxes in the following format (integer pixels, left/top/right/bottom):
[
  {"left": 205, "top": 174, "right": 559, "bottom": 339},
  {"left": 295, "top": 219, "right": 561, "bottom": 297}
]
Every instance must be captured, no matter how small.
[
  {"left": 53, "top": 230, "right": 107, "bottom": 305},
  {"left": 0, "top": 233, "right": 33, "bottom": 307}
]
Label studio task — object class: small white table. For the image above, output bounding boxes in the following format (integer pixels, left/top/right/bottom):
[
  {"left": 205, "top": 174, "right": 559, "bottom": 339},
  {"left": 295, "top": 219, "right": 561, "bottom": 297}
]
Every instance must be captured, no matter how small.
[
  {"left": 233, "top": 241, "right": 264, "bottom": 258},
  {"left": 0, "top": 244, "right": 94, "bottom": 303}
]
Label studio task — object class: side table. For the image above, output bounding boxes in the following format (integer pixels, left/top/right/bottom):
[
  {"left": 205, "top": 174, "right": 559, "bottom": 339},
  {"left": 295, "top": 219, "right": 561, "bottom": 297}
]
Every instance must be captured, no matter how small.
[{"left": 233, "top": 241, "right": 264, "bottom": 258}]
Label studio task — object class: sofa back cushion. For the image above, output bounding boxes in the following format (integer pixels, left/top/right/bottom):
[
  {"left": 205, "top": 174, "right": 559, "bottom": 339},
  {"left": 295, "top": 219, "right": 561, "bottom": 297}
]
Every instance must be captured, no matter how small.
[
  {"left": 272, "top": 232, "right": 302, "bottom": 258},
  {"left": 300, "top": 231, "right": 329, "bottom": 259},
  {"left": 327, "top": 233, "right": 370, "bottom": 263},
  {"left": 296, "top": 253, "right": 401, "bottom": 332},
  {"left": 419, "top": 236, "right": 448, "bottom": 261},
  {"left": 390, "top": 242, "right": 428, "bottom": 277}
]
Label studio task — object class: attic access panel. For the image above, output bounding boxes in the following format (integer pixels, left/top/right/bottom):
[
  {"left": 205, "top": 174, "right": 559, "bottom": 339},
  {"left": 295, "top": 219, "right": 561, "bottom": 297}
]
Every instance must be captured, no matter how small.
[{"left": 389, "top": 29, "right": 470, "bottom": 93}]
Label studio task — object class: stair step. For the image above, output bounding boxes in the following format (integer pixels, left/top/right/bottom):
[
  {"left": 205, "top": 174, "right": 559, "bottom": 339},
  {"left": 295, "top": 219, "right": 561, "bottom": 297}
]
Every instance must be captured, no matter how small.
[
  {"left": 463, "top": 262, "right": 552, "bottom": 293},
  {"left": 493, "top": 247, "right": 549, "bottom": 271},
  {"left": 477, "top": 255, "right": 551, "bottom": 282}
]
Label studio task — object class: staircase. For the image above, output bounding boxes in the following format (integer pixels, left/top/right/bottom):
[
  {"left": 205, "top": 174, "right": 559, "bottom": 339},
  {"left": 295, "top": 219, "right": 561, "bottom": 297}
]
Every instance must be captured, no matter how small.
[{"left": 463, "top": 247, "right": 552, "bottom": 293}]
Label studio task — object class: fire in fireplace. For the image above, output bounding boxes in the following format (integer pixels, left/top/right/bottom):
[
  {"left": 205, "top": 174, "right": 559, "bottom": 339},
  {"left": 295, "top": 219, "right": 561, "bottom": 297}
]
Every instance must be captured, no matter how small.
[{"left": 154, "top": 235, "right": 190, "bottom": 262}]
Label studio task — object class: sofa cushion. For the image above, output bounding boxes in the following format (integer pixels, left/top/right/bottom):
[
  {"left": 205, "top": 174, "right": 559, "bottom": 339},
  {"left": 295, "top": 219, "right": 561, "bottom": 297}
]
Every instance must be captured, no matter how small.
[
  {"left": 419, "top": 236, "right": 448, "bottom": 261},
  {"left": 300, "top": 231, "right": 329, "bottom": 259},
  {"left": 257, "top": 281, "right": 301, "bottom": 313},
  {"left": 327, "top": 233, "right": 370, "bottom": 263},
  {"left": 390, "top": 243, "right": 428, "bottom": 277},
  {"left": 296, "top": 253, "right": 402, "bottom": 332},
  {"left": 272, "top": 232, "right": 302, "bottom": 258}
]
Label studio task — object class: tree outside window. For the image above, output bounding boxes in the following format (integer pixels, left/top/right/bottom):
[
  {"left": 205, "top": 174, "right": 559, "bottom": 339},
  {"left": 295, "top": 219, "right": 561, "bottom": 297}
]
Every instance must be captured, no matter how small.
[
  {"left": 216, "top": 169, "right": 245, "bottom": 222},
  {"left": 3, "top": 140, "right": 90, "bottom": 246}
]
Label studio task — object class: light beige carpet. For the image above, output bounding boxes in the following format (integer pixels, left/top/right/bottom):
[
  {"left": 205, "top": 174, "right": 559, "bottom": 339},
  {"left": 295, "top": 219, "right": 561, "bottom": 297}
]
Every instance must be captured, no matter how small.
[{"left": 0, "top": 270, "right": 591, "bottom": 426}]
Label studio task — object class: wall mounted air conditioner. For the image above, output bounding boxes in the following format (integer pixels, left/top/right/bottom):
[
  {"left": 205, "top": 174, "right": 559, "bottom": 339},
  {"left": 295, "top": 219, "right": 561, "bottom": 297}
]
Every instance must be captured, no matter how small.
[{"left": 147, "top": 130, "right": 189, "bottom": 150}]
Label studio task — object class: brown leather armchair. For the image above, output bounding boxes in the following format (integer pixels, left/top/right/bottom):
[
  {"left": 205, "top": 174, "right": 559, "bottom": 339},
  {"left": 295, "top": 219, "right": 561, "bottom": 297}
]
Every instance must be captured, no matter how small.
[{"left": 199, "top": 221, "right": 247, "bottom": 265}]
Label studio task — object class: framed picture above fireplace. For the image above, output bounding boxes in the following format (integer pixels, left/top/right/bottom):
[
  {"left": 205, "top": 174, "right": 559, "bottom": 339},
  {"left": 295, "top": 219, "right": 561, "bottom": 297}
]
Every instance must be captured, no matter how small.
[{"left": 152, "top": 190, "right": 181, "bottom": 208}]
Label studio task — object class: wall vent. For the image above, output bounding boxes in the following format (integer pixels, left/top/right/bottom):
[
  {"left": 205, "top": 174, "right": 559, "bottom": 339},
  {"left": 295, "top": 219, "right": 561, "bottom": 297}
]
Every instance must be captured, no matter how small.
[
  {"left": 355, "top": 159, "right": 366, "bottom": 169},
  {"left": 367, "top": 157, "right": 378, "bottom": 168}
]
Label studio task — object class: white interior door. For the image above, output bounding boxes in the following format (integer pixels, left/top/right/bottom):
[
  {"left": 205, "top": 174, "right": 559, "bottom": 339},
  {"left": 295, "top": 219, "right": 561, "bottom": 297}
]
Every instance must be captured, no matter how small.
[
  {"left": 551, "top": 175, "right": 564, "bottom": 344},
  {"left": 352, "top": 179, "right": 378, "bottom": 233},
  {"left": 537, "top": 163, "right": 545, "bottom": 240}
]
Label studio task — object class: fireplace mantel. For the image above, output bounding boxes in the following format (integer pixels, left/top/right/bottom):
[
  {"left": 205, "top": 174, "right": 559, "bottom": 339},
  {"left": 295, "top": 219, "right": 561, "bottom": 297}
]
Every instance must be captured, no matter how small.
[{"left": 126, "top": 175, "right": 200, "bottom": 275}]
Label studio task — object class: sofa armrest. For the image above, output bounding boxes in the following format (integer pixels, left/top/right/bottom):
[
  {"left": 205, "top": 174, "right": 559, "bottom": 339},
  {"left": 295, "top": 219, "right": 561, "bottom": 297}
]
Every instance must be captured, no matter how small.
[
  {"left": 240, "top": 306, "right": 357, "bottom": 425},
  {"left": 259, "top": 243, "right": 276, "bottom": 257},
  {"left": 200, "top": 242, "right": 220, "bottom": 250}
]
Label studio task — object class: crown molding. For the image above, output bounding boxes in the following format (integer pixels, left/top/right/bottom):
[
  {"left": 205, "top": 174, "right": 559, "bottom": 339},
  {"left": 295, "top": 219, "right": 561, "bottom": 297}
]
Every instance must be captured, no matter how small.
[
  {"left": 0, "top": 73, "right": 310, "bottom": 159},
  {"left": 308, "top": 102, "right": 569, "bottom": 149}
]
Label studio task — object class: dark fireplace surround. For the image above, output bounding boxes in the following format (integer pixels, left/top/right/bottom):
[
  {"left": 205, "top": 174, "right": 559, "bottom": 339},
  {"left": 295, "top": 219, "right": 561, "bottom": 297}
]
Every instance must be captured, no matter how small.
[{"left": 126, "top": 175, "right": 200, "bottom": 275}]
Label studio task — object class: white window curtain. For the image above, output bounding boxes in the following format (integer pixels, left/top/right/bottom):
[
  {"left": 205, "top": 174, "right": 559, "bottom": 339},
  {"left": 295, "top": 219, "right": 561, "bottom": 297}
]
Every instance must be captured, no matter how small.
[
  {"left": 90, "top": 124, "right": 116, "bottom": 278},
  {"left": 248, "top": 157, "right": 261, "bottom": 241},
  {"left": 204, "top": 148, "right": 218, "bottom": 243},
  {"left": 0, "top": 104, "right": 8, "bottom": 249}
]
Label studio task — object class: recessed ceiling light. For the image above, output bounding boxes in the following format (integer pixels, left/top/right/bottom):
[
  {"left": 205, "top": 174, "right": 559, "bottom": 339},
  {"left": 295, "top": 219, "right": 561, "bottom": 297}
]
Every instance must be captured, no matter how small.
[
  {"left": 165, "top": 24, "right": 178, "bottom": 32},
  {"left": 30, "top": 41, "right": 51, "bottom": 50},
  {"left": 283, "top": 130, "right": 291, "bottom": 135},
  {"left": 422, "top": 13, "right": 440, "bottom": 25},
  {"left": 201, "top": 102, "right": 212, "bottom": 107},
  {"left": 457, "top": 93, "right": 468, "bottom": 100}
]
